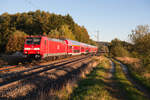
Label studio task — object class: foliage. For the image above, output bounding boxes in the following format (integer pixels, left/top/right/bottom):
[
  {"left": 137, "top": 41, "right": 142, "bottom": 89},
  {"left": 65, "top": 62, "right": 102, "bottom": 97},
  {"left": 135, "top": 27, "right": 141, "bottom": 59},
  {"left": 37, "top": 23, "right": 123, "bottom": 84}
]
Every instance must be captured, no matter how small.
[
  {"left": 115, "top": 57, "right": 150, "bottom": 95},
  {"left": 113, "top": 25, "right": 150, "bottom": 96},
  {"left": 58, "top": 24, "right": 75, "bottom": 40},
  {"left": 6, "top": 30, "right": 27, "bottom": 53},
  {"left": 111, "top": 45, "right": 130, "bottom": 57},
  {"left": 99, "top": 45, "right": 109, "bottom": 53},
  {"left": 48, "top": 24, "right": 76, "bottom": 40},
  {"left": 112, "top": 60, "right": 148, "bottom": 100},
  {"left": 0, "top": 10, "right": 95, "bottom": 53},
  {"left": 48, "top": 29, "right": 60, "bottom": 39},
  {"left": 109, "top": 38, "right": 131, "bottom": 57},
  {"left": 129, "top": 25, "right": 150, "bottom": 65},
  {"left": 129, "top": 25, "right": 150, "bottom": 44},
  {"left": 129, "top": 25, "right": 150, "bottom": 56},
  {"left": 73, "top": 24, "right": 90, "bottom": 43}
]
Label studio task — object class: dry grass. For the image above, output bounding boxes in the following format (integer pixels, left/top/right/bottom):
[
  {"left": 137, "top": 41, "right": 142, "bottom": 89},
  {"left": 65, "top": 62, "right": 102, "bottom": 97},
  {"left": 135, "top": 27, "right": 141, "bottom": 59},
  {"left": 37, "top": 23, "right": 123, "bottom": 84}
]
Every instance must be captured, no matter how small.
[
  {"left": 47, "top": 56, "right": 101, "bottom": 100},
  {"left": 116, "top": 57, "right": 140, "bottom": 64},
  {"left": 115, "top": 57, "right": 150, "bottom": 94},
  {"left": 116, "top": 57, "right": 141, "bottom": 69},
  {"left": 143, "top": 73, "right": 150, "bottom": 79},
  {"left": 34, "top": 56, "right": 100, "bottom": 100},
  {"left": 70, "top": 56, "right": 117, "bottom": 100},
  {"left": 112, "top": 60, "right": 148, "bottom": 100},
  {"left": 1, "top": 83, "right": 36, "bottom": 98}
]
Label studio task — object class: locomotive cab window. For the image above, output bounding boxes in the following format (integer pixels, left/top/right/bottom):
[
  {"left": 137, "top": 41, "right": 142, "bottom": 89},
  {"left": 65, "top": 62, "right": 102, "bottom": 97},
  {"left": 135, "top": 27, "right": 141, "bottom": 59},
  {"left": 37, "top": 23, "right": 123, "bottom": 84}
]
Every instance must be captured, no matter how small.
[{"left": 26, "top": 37, "right": 41, "bottom": 45}]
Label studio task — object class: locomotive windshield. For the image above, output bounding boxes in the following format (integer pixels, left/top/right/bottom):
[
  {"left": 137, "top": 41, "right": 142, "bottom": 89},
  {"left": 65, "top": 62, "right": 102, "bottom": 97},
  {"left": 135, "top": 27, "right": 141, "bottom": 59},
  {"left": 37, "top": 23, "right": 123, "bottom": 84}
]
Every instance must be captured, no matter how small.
[{"left": 26, "top": 37, "right": 41, "bottom": 45}]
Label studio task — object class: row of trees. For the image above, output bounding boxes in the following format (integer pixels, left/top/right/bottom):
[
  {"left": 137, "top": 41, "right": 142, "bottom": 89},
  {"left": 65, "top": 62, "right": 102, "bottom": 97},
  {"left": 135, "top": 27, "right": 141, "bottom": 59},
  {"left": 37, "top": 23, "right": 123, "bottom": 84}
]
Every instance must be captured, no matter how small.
[{"left": 0, "top": 10, "right": 96, "bottom": 53}]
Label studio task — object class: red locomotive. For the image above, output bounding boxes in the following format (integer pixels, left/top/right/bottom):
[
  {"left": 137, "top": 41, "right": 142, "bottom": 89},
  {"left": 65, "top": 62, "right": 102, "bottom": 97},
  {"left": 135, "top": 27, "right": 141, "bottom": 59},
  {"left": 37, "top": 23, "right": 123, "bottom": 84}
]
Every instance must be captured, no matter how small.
[{"left": 24, "top": 36, "right": 98, "bottom": 59}]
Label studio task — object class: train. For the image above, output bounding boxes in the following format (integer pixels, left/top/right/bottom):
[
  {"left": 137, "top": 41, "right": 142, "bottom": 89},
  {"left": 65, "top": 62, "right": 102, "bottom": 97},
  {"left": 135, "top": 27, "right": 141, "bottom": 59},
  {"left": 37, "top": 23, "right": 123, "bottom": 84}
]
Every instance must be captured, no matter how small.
[{"left": 23, "top": 36, "right": 98, "bottom": 59}]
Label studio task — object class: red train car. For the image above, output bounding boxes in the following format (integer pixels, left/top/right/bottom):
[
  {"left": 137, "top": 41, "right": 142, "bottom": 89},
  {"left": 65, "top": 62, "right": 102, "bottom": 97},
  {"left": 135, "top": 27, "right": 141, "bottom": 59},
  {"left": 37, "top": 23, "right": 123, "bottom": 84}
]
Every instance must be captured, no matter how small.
[
  {"left": 64, "top": 39, "right": 81, "bottom": 55},
  {"left": 86, "top": 44, "right": 98, "bottom": 54},
  {"left": 89, "top": 45, "right": 98, "bottom": 54},
  {"left": 24, "top": 36, "right": 98, "bottom": 59},
  {"left": 80, "top": 43, "right": 88, "bottom": 54},
  {"left": 24, "top": 36, "right": 67, "bottom": 58}
]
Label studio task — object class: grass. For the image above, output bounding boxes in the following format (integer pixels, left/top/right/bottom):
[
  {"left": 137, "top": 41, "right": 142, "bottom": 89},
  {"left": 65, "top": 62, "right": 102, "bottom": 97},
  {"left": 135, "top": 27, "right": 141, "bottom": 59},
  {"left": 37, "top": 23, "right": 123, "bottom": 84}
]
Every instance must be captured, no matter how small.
[
  {"left": 116, "top": 57, "right": 150, "bottom": 93},
  {"left": 35, "top": 56, "right": 101, "bottom": 100},
  {"left": 70, "top": 56, "right": 115, "bottom": 100},
  {"left": 112, "top": 59, "right": 148, "bottom": 100},
  {"left": 127, "top": 64, "right": 150, "bottom": 92},
  {"left": 36, "top": 56, "right": 149, "bottom": 100}
]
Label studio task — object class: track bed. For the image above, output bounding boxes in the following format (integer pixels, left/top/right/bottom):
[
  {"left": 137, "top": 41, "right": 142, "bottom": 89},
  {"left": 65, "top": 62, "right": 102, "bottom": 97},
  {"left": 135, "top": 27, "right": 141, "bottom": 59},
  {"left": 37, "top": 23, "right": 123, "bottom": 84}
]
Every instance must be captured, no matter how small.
[{"left": 0, "top": 55, "right": 98, "bottom": 99}]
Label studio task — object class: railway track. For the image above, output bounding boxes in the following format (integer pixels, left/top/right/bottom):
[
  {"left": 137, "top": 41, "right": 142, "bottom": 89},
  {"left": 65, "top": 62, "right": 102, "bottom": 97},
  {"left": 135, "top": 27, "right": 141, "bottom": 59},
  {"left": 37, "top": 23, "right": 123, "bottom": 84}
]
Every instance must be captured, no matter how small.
[
  {"left": 0, "top": 55, "right": 91, "bottom": 90},
  {"left": 0, "top": 55, "right": 82, "bottom": 77},
  {"left": 0, "top": 65, "right": 18, "bottom": 72},
  {"left": 0, "top": 65, "right": 17, "bottom": 71},
  {"left": 0, "top": 55, "right": 81, "bottom": 74}
]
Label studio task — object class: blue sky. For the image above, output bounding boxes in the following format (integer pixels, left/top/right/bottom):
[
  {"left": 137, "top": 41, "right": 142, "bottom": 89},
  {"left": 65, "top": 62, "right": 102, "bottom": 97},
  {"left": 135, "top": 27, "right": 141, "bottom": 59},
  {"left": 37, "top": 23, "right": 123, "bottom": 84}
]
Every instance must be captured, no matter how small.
[{"left": 0, "top": 0, "right": 150, "bottom": 42}]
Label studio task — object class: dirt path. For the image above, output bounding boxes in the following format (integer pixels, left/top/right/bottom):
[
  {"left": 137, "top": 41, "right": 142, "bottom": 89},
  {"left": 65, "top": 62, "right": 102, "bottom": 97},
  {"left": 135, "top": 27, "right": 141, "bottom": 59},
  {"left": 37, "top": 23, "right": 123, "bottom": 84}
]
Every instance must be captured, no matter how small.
[
  {"left": 70, "top": 57, "right": 129, "bottom": 100},
  {"left": 107, "top": 60, "right": 127, "bottom": 100},
  {"left": 97, "top": 58, "right": 149, "bottom": 100},
  {"left": 69, "top": 57, "right": 149, "bottom": 100},
  {"left": 115, "top": 60, "right": 150, "bottom": 99}
]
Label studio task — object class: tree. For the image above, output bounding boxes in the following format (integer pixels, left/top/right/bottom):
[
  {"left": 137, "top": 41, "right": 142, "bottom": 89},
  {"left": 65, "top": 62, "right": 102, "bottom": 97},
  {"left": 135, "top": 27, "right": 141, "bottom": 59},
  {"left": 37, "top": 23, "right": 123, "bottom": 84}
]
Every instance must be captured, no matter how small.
[
  {"left": 110, "top": 45, "right": 130, "bottom": 57},
  {"left": 129, "top": 25, "right": 150, "bottom": 43},
  {"left": 129, "top": 25, "right": 150, "bottom": 55},
  {"left": 73, "top": 24, "right": 90, "bottom": 43},
  {"left": 129, "top": 25, "right": 150, "bottom": 65},
  {"left": 48, "top": 29, "right": 60, "bottom": 39},
  {"left": 0, "top": 10, "right": 96, "bottom": 52},
  {"left": 109, "top": 38, "right": 130, "bottom": 57},
  {"left": 58, "top": 24, "right": 75, "bottom": 40},
  {"left": 6, "top": 30, "right": 27, "bottom": 53}
]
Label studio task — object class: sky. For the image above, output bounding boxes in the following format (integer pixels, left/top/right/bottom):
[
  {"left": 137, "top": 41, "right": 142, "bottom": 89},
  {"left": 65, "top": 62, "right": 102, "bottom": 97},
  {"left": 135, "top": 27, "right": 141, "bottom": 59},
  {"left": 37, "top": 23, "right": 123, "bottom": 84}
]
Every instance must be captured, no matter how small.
[{"left": 0, "top": 0, "right": 150, "bottom": 42}]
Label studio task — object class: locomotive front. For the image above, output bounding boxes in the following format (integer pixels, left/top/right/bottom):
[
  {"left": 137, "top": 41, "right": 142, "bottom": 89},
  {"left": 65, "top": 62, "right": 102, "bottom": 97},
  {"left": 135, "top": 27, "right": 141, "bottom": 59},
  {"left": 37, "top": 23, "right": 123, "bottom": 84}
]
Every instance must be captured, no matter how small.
[{"left": 24, "top": 36, "right": 41, "bottom": 58}]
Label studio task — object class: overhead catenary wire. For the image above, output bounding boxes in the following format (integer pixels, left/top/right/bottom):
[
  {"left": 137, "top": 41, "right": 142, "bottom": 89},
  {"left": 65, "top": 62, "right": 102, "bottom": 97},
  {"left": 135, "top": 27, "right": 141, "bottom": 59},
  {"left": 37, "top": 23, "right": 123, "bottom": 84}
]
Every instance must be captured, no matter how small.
[
  {"left": 89, "top": 30, "right": 100, "bottom": 42},
  {"left": 24, "top": 0, "right": 39, "bottom": 9}
]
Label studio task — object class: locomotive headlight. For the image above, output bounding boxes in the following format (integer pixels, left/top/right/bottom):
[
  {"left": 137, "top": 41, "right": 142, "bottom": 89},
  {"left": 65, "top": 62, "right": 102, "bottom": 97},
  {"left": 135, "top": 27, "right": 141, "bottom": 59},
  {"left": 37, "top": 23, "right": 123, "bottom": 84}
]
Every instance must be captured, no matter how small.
[
  {"left": 34, "top": 48, "right": 40, "bottom": 50},
  {"left": 24, "top": 48, "right": 30, "bottom": 50},
  {"left": 24, "top": 51, "right": 28, "bottom": 54}
]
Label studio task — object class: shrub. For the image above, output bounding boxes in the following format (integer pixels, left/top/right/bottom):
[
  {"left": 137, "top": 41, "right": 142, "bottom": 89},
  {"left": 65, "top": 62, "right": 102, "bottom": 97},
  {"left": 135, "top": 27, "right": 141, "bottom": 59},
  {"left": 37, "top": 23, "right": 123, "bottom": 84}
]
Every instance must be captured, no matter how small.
[
  {"left": 111, "top": 45, "right": 130, "bottom": 57},
  {"left": 6, "top": 30, "right": 27, "bottom": 53}
]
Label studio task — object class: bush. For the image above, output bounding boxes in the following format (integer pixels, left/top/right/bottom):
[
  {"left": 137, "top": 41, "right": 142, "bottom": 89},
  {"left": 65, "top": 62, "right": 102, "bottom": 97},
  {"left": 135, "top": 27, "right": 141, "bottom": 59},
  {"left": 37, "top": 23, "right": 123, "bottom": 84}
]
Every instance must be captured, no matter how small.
[
  {"left": 111, "top": 45, "right": 130, "bottom": 57},
  {"left": 6, "top": 30, "right": 27, "bottom": 53}
]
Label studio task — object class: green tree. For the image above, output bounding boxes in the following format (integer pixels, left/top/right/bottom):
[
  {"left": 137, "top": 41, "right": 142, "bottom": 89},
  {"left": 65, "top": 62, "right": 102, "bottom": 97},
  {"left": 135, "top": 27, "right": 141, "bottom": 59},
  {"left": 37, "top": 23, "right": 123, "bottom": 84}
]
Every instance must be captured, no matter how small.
[
  {"left": 48, "top": 29, "right": 60, "bottom": 39},
  {"left": 109, "top": 38, "right": 130, "bottom": 57},
  {"left": 58, "top": 24, "right": 75, "bottom": 40},
  {"left": 111, "top": 45, "right": 130, "bottom": 57},
  {"left": 129, "top": 25, "right": 150, "bottom": 65},
  {"left": 129, "top": 25, "right": 150, "bottom": 55},
  {"left": 73, "top": 24, "right": 90, "bottom": 43}
]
